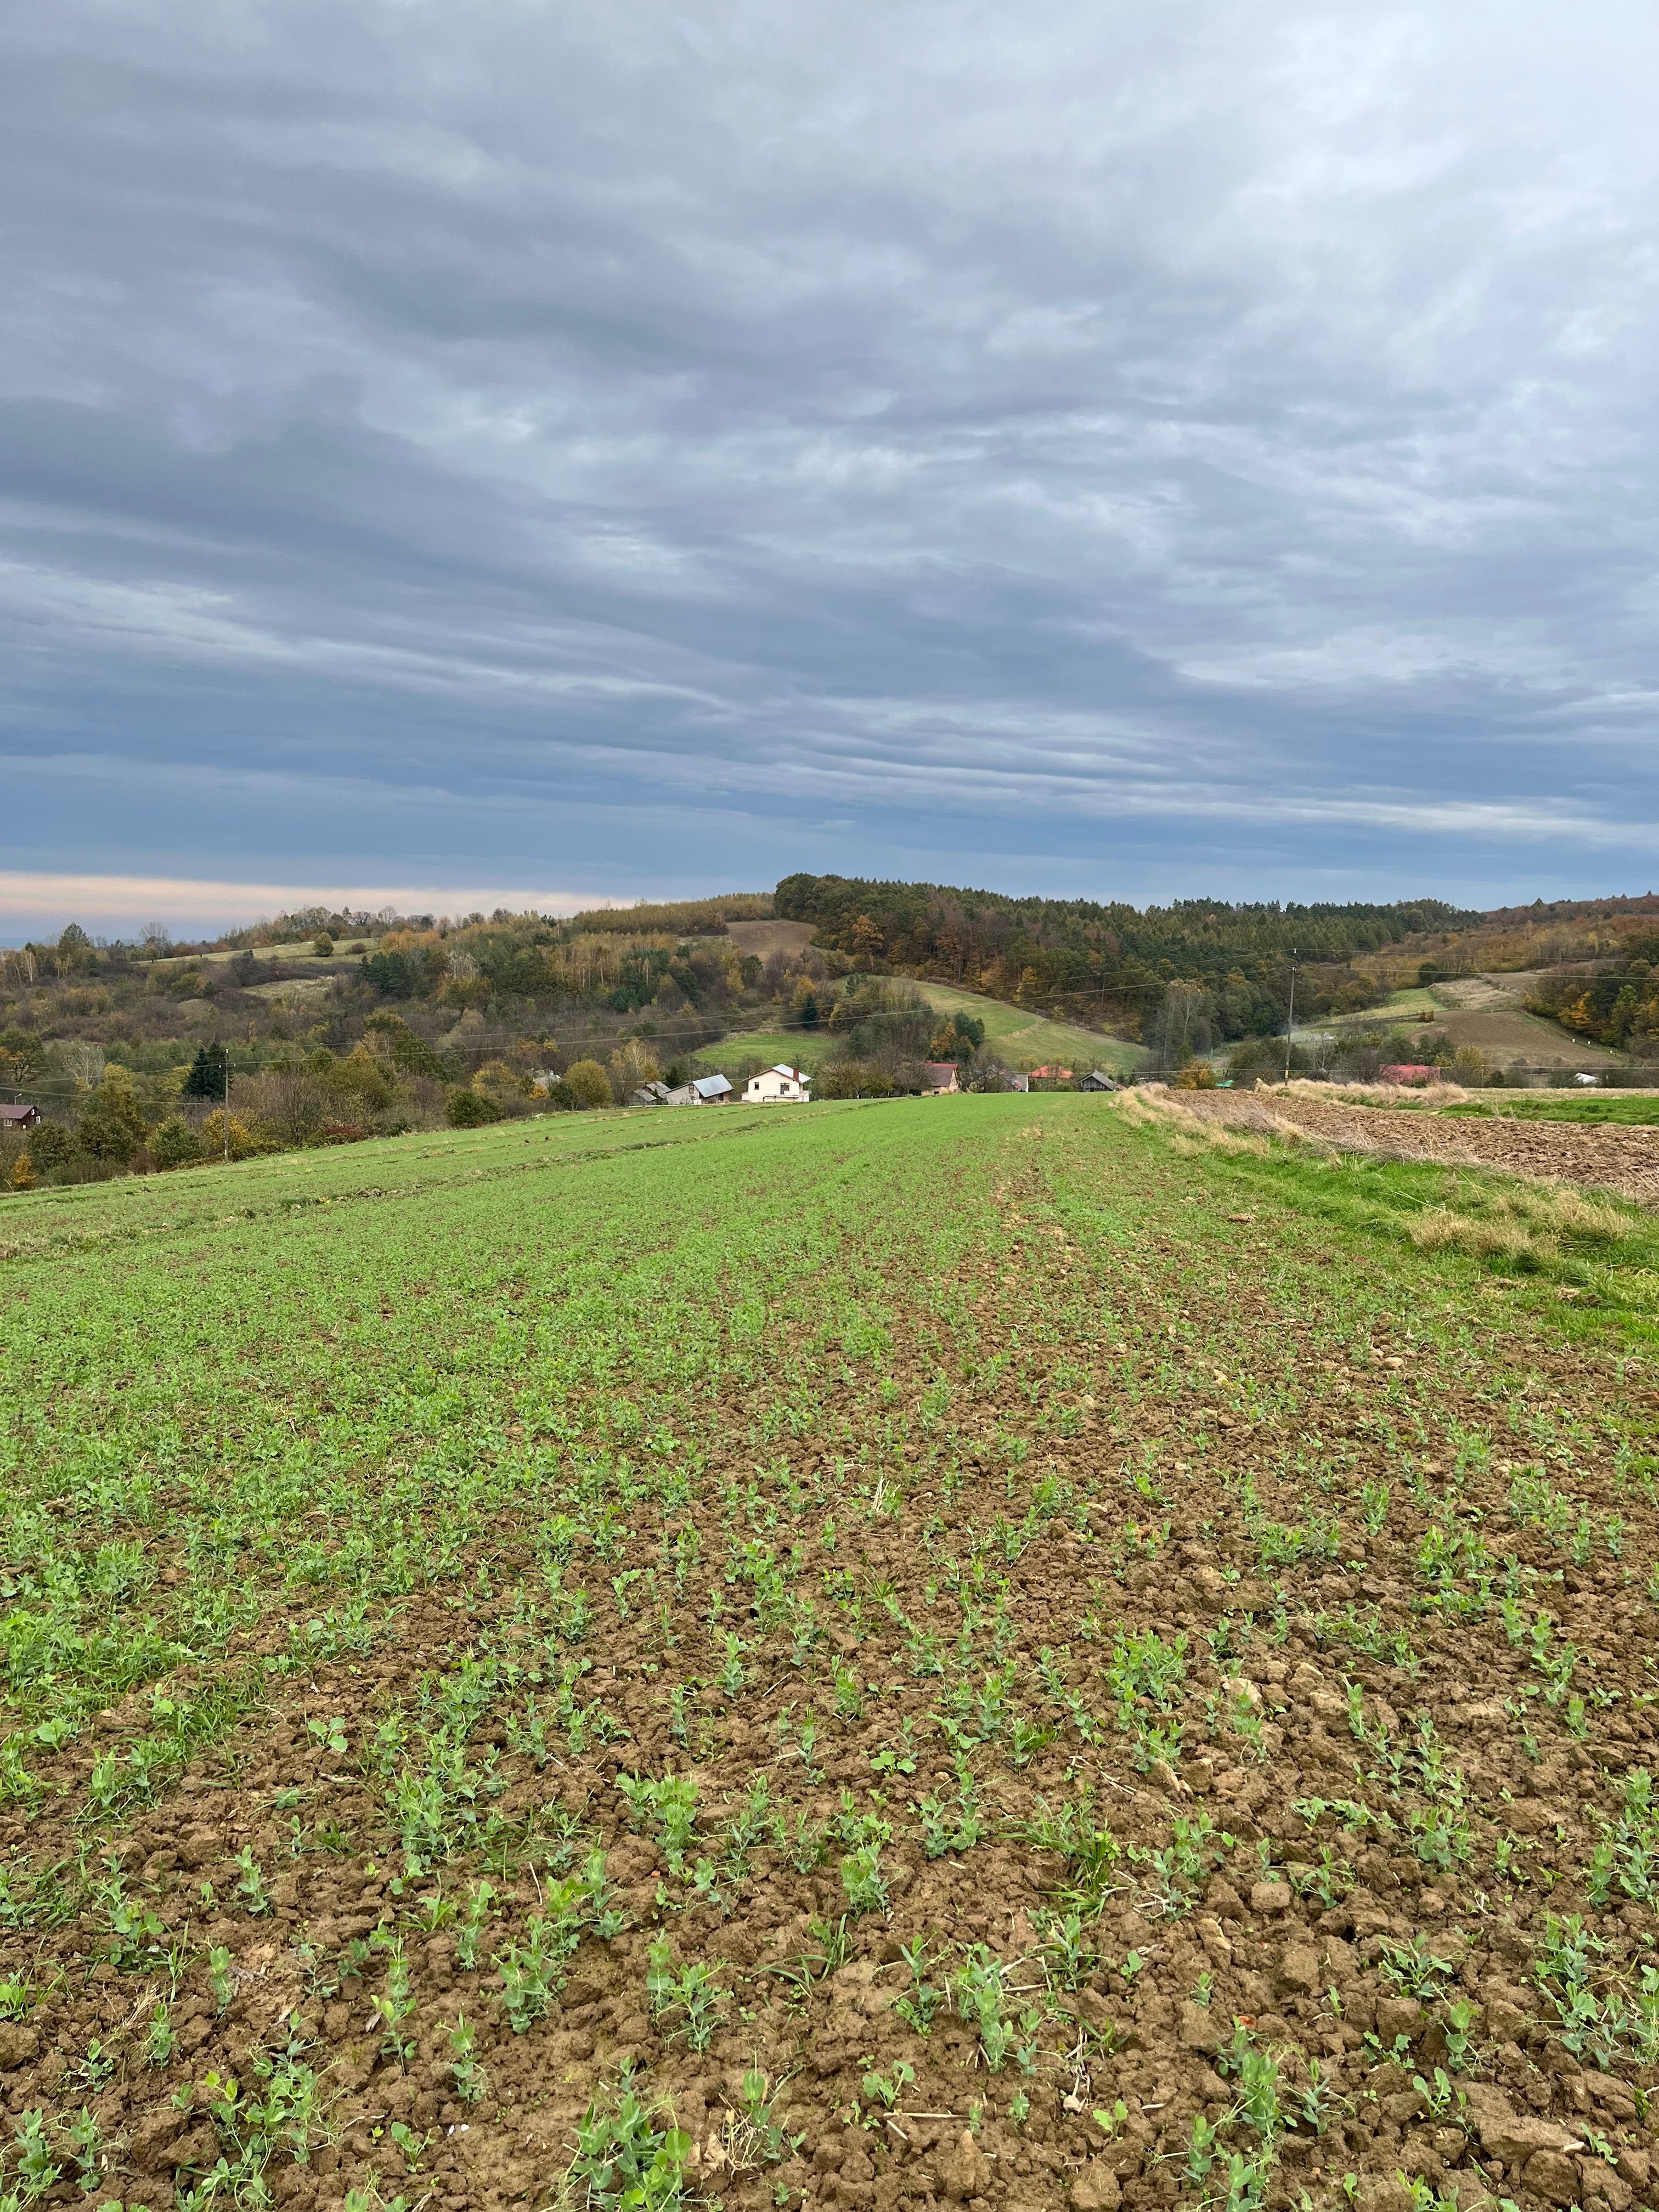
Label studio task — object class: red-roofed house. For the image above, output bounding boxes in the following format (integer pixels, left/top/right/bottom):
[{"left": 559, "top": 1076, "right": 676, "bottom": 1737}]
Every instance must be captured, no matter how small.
[{"left": 922, "top": 1063, "right": 960, "bottom": 1093}]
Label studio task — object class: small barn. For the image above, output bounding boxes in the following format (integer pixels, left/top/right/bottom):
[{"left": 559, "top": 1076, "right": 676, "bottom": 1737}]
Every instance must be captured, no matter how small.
[
  {"left": 629, "top": 1080, "right": 673, "bottom": 1107},
  {"left": 1080, "top": 1070, "right": 1118, "bottom": 1092},
  {"left": 665, "top": 1074, "right": 732, "bottom": 1105}
]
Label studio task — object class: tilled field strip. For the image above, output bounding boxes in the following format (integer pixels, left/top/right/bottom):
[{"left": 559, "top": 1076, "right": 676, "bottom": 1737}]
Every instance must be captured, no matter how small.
[{"left": 1173, "top": 1089, "right": 1659, "bottom": 1205}]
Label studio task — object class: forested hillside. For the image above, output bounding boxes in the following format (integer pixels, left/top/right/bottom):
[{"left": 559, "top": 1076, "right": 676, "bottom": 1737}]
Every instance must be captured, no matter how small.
[
  {"left": 775, "top": 872, "right": 1468, "bottom": 1039},
  {"left": 0, "top": 905, "right": 809, "bottom": 1184}
]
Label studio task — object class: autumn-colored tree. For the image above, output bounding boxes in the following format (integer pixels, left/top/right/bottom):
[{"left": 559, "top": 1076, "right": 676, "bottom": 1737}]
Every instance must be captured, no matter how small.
[
  {"left": 607, "top": 1040, "right": 661, "bottom": 1099},
  {"left": 565, "top": 1059, "right": 613, "bottom": 1110},
  {"left": 472, "top": 1059, "right": 530, "bottom": 1110},
  {"left": 1450, "top": 1046, "right": 1497, "bottom": 1086},
  {"left": 332, "top": 1044, "right": 394, "bottom": 1111},
  {"left": 438, "top": 949, "right": 491, "bottom": 1009},
  {"left": 201, "top": 1110, "right": 261, "bottom": 1160}
]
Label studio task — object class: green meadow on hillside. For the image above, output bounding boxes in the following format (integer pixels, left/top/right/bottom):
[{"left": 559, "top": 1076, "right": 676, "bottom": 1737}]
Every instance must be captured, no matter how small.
[
  {"left": 689, "top": 1027, "right": 837, "bottom": 1074},
  {"left": 911, "top": 982, "right": 1144, "bottom": 1077},
  {"left": 695, "top": 982, "right": 1142, "bottom": 1080}
]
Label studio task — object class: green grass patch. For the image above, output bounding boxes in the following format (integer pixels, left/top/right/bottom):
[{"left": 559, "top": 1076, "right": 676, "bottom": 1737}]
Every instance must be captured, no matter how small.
[
  {"left": 1443, "top": 1094, "right": 1659, "bottom": 1126},
  {"left": 1135, "top": 1104, "right": 1659, "bottom": 1339},
  {"left": 1325, "top": 985, "right": 1442, "bottom": 1028},
  {"left": 691, "top": 1029, "right": 836, "bottom": 1073}
]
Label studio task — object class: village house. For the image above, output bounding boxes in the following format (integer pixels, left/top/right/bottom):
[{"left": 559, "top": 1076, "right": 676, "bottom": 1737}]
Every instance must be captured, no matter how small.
[
  {"left": 0, "top": 1103, "right": 40, "bottom": 1131},
  {"left": 921, "top": 1063, "right": 960, "bottom": 1093},
  {"left": 743, "top": 1064, "right": 811, "bottom": 1103}
]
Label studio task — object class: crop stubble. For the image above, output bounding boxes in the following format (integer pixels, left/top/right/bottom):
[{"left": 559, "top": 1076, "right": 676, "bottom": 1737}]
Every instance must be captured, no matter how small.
[{"left": 0, "top": 1099, "right": 1656, "bottom": 2212}]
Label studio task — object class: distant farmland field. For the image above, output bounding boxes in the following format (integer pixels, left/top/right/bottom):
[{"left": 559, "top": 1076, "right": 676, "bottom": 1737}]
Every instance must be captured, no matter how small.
[
  {"left": 1432, "top": 1006, "right": 1622, "bottom": 1064},
  {"left": 723, "top": 918, "right": 820, "bottom": 959},
  {"left": 1331, "top": 980, "right": 1622, "bottom": 1066}
]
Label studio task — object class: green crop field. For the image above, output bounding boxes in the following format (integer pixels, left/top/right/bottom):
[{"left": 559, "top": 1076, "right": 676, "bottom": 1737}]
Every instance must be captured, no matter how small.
[{"left": 2, "top": 1097, "right": 1657, "bottom": 2212}]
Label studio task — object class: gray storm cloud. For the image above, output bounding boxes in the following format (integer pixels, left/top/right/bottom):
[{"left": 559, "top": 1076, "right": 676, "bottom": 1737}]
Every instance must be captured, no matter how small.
[{"left": 2, "top": 0, "right": 1657, "bottom": 913}]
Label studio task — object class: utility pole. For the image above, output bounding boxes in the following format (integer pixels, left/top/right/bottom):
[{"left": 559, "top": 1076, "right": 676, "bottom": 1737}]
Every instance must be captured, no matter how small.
[
  {"left": 223, "top": 1048, "right": 230, "bottom": 1163},
  {"left": 1282, "top": 950, "right": 1299, "bottom": 1086}
]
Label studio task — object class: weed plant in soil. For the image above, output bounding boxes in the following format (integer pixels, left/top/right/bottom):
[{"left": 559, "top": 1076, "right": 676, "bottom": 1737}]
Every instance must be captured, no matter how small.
[{"left": 1, "top": 1098, "right": 1658, "bottom": 2212}]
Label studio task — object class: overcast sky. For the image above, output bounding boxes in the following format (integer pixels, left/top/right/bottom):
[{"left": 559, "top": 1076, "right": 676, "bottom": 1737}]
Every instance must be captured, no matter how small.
[{"left": 3, "top": 0, "right": 1657, "bottom": 935}]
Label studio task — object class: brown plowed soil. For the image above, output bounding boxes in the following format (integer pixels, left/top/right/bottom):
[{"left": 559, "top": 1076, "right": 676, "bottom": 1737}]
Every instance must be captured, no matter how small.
[{"left": 1176, "top": 1091, "right": 1659, "bottom": 1205}]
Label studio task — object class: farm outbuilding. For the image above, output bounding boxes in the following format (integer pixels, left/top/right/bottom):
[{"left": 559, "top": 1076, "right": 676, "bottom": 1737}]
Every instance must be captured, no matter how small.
[{"left": 665, "top": 1074, "right": 732, "bottom": 1105}]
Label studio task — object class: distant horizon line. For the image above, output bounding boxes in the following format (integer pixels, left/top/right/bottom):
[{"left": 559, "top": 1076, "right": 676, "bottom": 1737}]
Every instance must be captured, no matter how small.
[
  {"left": 2, "top": 866, "right": 1658, "bottom": 950},
  {"left": 0, "top": 870, "right": 648, "bottom": 942}
]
